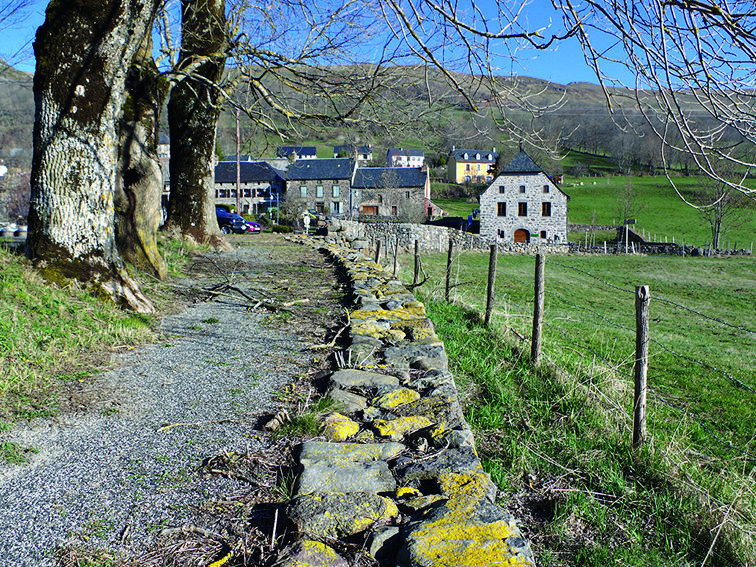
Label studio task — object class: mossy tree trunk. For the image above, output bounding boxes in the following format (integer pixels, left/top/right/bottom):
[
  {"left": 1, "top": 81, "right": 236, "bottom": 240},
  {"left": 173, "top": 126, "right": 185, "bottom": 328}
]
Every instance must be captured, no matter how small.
[
  {"left": 115, "top": 35, "right": 168, "bottom": 280},
  {"left": 27, "top": 0, "right": 160, "bottom": 313},
  {"left": 166, "top": 0, "right": 228, "bottom": 245}
]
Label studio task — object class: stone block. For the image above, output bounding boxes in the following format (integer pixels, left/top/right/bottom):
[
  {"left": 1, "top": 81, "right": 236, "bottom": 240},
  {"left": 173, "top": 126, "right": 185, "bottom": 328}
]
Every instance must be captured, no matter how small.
[
  {"left": 286, "top": 492, "right": 398, "bottom": 539},
  {"left": 296, "top": 460, "right": 397, "bottom": 495}
]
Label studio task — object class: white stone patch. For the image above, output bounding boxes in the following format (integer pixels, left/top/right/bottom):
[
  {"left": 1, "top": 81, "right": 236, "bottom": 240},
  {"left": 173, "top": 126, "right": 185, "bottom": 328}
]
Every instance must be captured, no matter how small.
[{"left": 75, "top": 84, "right": 86, "bottom": 97}]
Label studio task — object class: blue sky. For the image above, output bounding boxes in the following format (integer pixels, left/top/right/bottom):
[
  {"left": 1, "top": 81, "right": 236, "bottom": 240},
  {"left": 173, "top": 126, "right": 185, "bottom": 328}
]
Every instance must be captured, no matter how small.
[{"left": 1, "top": 0, "right": 620, "bottom": 86}]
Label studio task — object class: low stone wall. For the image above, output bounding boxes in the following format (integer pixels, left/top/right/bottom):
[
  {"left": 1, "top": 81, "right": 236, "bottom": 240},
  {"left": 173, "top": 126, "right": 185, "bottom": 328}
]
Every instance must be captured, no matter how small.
[
  {"left": 280, "top": 235, "right": 534, "bottom": 567},
  {"left": 319, "top": 218, "right": 569, "bottom": 256}
]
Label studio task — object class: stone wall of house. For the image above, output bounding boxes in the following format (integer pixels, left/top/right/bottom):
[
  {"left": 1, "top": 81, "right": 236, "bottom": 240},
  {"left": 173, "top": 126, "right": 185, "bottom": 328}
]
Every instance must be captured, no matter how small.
[
  {"left": 287, "top": 179, "right": 350, "bottom": 216},
  {"left": 318, "top": 219, "right": 571, "bottom": 256},
  {"left": 479, "top": 172, "right": 568, "bottom": 244}
]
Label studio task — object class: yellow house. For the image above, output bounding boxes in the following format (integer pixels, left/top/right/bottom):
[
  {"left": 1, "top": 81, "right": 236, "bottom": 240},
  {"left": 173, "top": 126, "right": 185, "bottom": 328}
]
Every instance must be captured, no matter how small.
[{"left": 447, "top": 147, "right": 498, "bottom": 184}]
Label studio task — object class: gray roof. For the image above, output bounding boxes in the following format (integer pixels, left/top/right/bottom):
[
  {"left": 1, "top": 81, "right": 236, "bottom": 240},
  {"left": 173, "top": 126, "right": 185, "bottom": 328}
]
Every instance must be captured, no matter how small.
[
  {"left": 215, "top": 161, "right": 285, "bottom": 184},
  {"left": 334, "top": 145, "right": 372, "bottom": 155},
  {"left": 388, "top": 148, "right": 425, "bottom": 157},
  {"left": 500, "top": 150, "right": 544, "bottom": 174},
  {"left": 276, "top": 146, "right": 317, "bottom": 158},
  {"left": 352, "top": 167, "right": 427, "bottom": 189},
  {"left": 286, "top": 158, "right": 354, "bottom": 181},
  {"left": 449, "top": 148, "right": 497, "bottom": 162}
]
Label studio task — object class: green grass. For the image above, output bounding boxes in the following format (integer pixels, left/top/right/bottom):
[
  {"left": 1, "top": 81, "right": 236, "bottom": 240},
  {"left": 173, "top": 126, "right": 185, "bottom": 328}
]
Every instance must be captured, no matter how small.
[{"left": 393, "top": 249, "right": 756, "bottom": 565}]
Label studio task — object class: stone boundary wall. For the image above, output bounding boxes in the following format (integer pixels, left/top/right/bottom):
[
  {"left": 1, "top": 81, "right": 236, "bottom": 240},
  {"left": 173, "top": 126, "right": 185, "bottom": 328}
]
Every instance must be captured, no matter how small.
[
  {"left": 279, "top": 235, "right": 534, "bottom": 567},
  {"left": 319, "top": 219, "right": 570, "bottom": 256}
]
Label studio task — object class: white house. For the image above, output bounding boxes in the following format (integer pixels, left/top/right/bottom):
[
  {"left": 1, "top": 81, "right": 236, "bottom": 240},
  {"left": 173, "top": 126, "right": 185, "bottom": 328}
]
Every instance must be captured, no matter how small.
[
  {"left": 386, "top": 148, "right": 425, "bottom": 168},
  {"left": 479, "top": 150, "right": 569, "bottom": 244}
]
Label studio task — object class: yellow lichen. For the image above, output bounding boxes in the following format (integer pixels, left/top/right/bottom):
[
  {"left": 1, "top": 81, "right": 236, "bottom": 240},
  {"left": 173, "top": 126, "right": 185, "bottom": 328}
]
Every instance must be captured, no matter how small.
[
  {"left": 396, "top": 486, "right": 423, "bottom": 499},
  {"left": 373, "top": 388, "right": 421, "bottom": 409},
  {"left": 322, "top": 413, "right": 359, "bottom": 441},
  {"left": 373, "top": 416, "right": 432, "bottom": 441}
]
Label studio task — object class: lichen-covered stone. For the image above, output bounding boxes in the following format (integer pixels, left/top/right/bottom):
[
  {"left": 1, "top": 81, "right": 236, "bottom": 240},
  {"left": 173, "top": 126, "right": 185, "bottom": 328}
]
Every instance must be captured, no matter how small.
[
  {"left": 330, "top": 369, "right": 400, "bottom": 390},
  {"left": 278, "top": 540, "right": 348, "bottom": 567},
  {"left": 373, "top": 388, "right": 421, "bottom": 409},
  {"left": 397, "top": 470, "right": 534, "bottom": 567},
  {"left": 322, "top": 413, "right": 359, "bottom": 442},
  {"left": 299, "top": 441, "right": 405, "bottom": 466},
  {"left": 394, "top": 447, "right": 482, "bottom": 483},
  {"left": 286, "top": 492, "right": 399, "bottom": 539},
  {"left": 296, "top": 460, "right": 397, "bottom": 495},
  {"left": 327, "top": 388, "right": 368, "bottom": 413},
  {"left": 373, "top": 416, "right": 433, "bottom": 441}
]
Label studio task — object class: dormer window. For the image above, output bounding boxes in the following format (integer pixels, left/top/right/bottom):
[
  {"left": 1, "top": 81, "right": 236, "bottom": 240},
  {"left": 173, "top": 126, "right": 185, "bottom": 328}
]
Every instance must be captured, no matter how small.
[
  {"left": 487, "top": 154, "right": 492, "bottom": 160},
  {"left": 475, "top": 153, "right": 480, "bottom": 159},
  {"left": 463, "top": 152, "right": 468, "bottom": 160}
]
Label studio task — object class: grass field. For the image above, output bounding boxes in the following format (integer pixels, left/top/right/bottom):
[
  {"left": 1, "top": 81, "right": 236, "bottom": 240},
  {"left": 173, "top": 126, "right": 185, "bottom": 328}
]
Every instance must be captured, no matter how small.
[
  {"left": 433, "top": 174, "right": 756, "bottom": 248},
  {"left": 393, "top": 249, "right": 756, "bottom": 565}
]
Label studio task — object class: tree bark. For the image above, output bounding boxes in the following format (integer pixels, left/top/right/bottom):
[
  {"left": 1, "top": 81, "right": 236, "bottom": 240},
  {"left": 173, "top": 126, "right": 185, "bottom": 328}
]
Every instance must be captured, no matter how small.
[
  {"left": 115, "top": 36, "right": 168, "bottom": 280},
  {"left": 27, "top": 0, "right": 159, "bottom": 313},
  {"left": 166, "top": 0, "right": 228, "bottom": 246}
]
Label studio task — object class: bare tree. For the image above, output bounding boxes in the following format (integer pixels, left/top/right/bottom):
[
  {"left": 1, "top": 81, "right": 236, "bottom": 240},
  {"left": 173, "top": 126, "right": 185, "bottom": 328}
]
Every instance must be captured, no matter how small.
[
  {"left": 556, "top": 0, "right": 756, "bottom": 200},
  {"left": 28, "top": 0, "right": 160, "bottom": 313},
  {"left": 695, "top": 172, "right": 753, "bottom": 249}
]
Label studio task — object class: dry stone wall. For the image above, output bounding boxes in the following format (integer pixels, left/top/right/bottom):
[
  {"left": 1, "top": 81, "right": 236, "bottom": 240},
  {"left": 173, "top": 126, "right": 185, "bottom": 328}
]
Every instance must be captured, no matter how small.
[{"left": 280, "top": 235, "right": 534, "bottom": 567}]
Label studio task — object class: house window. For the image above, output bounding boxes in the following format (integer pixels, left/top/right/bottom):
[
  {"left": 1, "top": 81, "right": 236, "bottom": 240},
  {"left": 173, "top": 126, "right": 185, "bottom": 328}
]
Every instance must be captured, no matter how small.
[
  {"left": 316, "top": 185, "right": 324, "bottom": 198},
  {"left": 315, "top": 202, "right": 324, "bottom": 213},
  {"left": 543, "top": 185, "right": 550, "bottom": 193},
  {"left": 332, "top": 202, "right": 340, "bottom": 214},
  {"left": 405, "top": 191, "right": 411, "bottom": 199},
  {"left": 378, "top": 194, "right": 383, "bottom": 204},
  {"left": 498, "top": 229, "right": 505, "bottom": 238},
  {"left": 498, "top": 186, "right": 505, "bottom": 194},
  {"left": 519, "top": 185, "right": 526, "bottom": 193},
  {"left": 333, "top": 185, "right": 340, "bottom": 198},
  {"left": 540, "top": 230, "right": 547, "bottom": 239},
  {"left": 466, "top": 164, "right": 471, "bottom": 171},
  {"left": 518, "top": 202, "right": 528, "bottom": 217},
  {"left": 542, "top": 202, "right": 552, "bottom": 217},
  {"left": 392, "top": 206, "right": 398, "bottom": 216},
  {"left": 300, "top": 186, "right": 307, "bottom": 198},
  {"left": 497, "top": 202, "right": 506, "bottom": 217}
]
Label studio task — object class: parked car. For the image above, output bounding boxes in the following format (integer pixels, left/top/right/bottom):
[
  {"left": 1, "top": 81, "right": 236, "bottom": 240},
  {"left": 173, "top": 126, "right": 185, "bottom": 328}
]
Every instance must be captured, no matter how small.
[
  {"left": 244, "top": 220, "right": 262, "bottom": 233},
  {"left": 216, "top": 208, "right": 248, "bottom": 234}
]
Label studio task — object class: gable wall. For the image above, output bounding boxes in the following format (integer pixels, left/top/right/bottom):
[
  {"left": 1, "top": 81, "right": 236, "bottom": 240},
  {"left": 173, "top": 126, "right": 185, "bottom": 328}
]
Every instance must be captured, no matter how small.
[{"left": 479, "top": 172, "right": 568, "bottom": 243}]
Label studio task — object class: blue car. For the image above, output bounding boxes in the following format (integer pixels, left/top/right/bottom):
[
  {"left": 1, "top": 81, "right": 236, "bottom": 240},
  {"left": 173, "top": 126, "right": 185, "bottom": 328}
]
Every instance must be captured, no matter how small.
[{"left": 216, "top": 208, "right": 248, "bottom": 234}]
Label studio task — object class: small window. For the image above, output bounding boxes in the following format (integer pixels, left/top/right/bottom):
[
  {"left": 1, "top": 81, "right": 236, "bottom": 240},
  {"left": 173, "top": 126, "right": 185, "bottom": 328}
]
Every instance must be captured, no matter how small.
[
  {"left": 378, "top": 194, "right": 383, "bottom": 204},
  {"left": 333, "top": 185, "right": 340, "bottom": 198},
  {"left": 316, "top": 185, "right": 324, "bottom": 198},
  {"left": 498, "top": 186, "right": 505, "bottom": 194},
  {"left": 519, "top": 185, "right": 526, "bottom": 193},
  {"left": 543, "top": 185, "right": 550, "bottom": 194},
  {"left": 300, "top": 186, "right": 307, "bottom": 198},
  {"left": 392, "top": 206, "right": 398, "bottom": 215},
  {"left": 518, "top": 202, "right": 528, "bottom": 217},
  {"left": 540, "top": 230, "right": 547, "bottom": 239},
  {"left": 542, "top": 202, "right": 552, "bottom": 217},
  {"left": 498, "top": 229, "right": 505, "bottom": 238},
  {"left": 332, "top": 202, "right": 340, "bottom": 214},
  {"left": 315, "top": 202, "right": 324, "bottom": 213},
  {"left": 405, "top": 191, "right": 411, "bottom": 199},
  {"left": 497, "top": 202, "right": 506, "bottom": 217}
]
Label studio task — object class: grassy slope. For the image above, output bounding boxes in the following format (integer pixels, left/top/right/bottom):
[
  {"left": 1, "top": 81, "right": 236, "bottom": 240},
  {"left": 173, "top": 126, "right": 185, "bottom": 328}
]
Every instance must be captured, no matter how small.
[{"left": 394, "top": 249, "right": 756, "bottom": 565}]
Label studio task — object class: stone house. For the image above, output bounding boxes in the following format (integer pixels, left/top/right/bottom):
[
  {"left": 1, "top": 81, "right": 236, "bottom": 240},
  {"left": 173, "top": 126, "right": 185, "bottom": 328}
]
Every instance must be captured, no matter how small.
[
  {"left": 447, "top": 147, "right": 498, "bottom": 183},
  {"left": 351, "top": 167, "right": 430, "bottom": 219},
  {"left": 214, "top": 160, "right": 286, "bottom": 214},
  {"left": 386, "top": 148, "right": 425, "bottom": 168},
  {"left": 479, "top": 150, "right": 569, "bottom": 244},
  {"left": 286, "top": 158, "right": 357, "bottom": 216}
]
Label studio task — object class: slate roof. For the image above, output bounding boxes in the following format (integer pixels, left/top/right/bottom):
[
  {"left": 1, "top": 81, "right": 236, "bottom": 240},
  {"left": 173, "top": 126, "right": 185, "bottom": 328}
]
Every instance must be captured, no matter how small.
[
  {"left": 449, "top": 148, "right": 498, "bottom": 162},
  {"left": 214, "top": 161, "right": 285, "bottom": 184},
  {"left": 286, "top": 158, "right": 354, "bottom": 181},
  {"left": 500, "top": 150, "right": 545, "bottom": 174},
  {"left": 334, "top": 145, "right": 372, "bottom": 156},
  {"left": 352, "top": 167, "right": 427, "bottom": 189},
  {"left": 276, "top": 146, "right": 317, "bottom": 158},
  {"left": 388, "top": 148, "right": 425, "bottom": 158}
]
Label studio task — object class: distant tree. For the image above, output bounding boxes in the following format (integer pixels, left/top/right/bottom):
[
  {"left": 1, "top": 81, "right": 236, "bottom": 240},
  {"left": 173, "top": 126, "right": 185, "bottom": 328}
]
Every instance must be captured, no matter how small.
[
  {"left": 615, "top": 181, "right": 645, "bottom": 226},
  {"left": 695, "top": 173, "right": 753, "bottom": 249}
]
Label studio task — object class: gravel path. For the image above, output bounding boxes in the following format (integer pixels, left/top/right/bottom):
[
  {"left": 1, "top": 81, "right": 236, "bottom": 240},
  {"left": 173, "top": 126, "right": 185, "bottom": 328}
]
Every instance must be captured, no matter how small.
[{"left": 0, "top": 240, "right": 328, "bottom": 566}]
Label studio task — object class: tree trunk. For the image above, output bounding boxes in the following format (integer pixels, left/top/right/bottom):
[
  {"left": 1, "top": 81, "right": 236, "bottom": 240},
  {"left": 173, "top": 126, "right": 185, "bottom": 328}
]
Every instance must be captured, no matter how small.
[
  {"left": 115, "top": 36, "right": 168, "bottom": 280},
  {"left": 27, "top": 0, "right": 159, "bottom": 313},
  {"left": 166, "top": 0, "right": 228, "bottom": 246}
]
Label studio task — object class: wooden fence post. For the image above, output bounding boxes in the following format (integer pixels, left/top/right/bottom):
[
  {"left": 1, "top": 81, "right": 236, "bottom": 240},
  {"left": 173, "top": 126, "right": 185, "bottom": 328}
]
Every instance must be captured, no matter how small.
[
  {"left": 413, "top": 240, "right": 420, "bottom": 288},
  {"left": 531, "top": 253, "right": 545, "bottom": 366},
  {"left": 632, "top": 285, "right": 650, "bottom": 450},
  {"left": 485, "top": 244, "right": 497, "bottom": 327},
  {"left": 375, "top": 239, "right": 382, "bottom": 264},
  {"left": 445, "top": 238, "right": 454, "bottom": 302}
]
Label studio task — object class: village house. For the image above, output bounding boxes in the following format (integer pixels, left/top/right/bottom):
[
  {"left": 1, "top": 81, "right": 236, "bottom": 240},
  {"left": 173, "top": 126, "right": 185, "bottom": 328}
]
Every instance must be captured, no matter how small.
[
  {"left": 214, "top": 160, "right": 286, "bottom": 214},
  {"left": 285, "top": 158, "right": 356, "bottom": 216},
  {"left": 351, "top": 167, "right": 430, "bottom": 219},
  {"left": 334, "top": 145, "right": 373, "bottom": 163},
  {"left": 276, "top": 146, "right": 318, "bottom": 160},
  {"left": 447, "top": 147, "right": 498, "bottom": 184},
  {"left": 479, "top": 150, "right": 569, "bottom": 244},
  {"left": 386, "top": 148, "right": 425, "bottom": 168}
]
